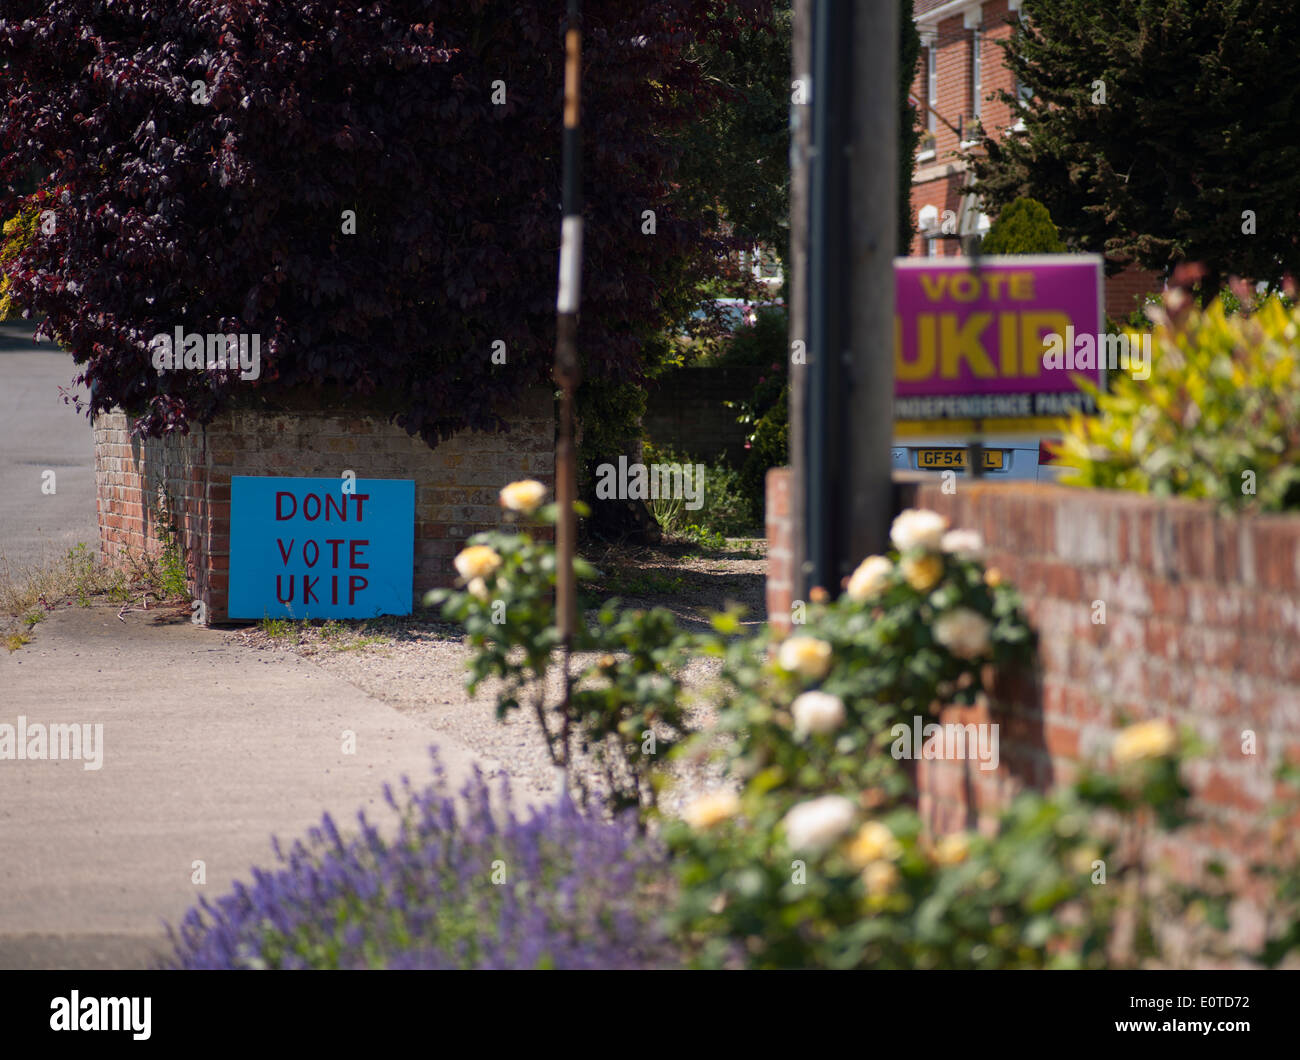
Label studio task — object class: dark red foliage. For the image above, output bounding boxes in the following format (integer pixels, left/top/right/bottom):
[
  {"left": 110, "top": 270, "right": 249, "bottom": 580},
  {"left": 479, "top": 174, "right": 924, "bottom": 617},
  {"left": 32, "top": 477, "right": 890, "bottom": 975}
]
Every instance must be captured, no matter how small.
[{"left": 0, "top": 1, "right": 764, "bottom": 443}]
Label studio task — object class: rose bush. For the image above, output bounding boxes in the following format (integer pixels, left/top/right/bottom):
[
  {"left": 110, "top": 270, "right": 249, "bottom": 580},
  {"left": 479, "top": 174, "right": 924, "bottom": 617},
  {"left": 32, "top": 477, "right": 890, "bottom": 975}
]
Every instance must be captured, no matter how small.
[
  {"left": 429, "top": 486, "right": 1300, "bottom": 968},
  {"left": 427, "top": 483, "right": 694, "bottom": 815}
]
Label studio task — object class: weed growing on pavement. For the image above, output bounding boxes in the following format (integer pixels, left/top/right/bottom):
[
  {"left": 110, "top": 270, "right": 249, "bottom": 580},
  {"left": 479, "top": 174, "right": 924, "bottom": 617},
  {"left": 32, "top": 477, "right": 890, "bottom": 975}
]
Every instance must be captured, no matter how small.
[{"left": 260, "top": 617, "right": 292, "bottom": 640}]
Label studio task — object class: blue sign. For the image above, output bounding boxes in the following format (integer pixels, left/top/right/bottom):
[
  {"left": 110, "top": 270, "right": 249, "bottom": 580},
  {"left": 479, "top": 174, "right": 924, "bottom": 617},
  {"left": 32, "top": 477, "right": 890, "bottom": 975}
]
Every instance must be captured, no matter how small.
[{"left": 228, "top": 476, "right": 415, "bottom": 620}]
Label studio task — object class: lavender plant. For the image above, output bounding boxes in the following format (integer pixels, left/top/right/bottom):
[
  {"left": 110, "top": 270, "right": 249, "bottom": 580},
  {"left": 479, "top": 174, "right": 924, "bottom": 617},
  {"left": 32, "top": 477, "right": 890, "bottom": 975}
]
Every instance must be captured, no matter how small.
[{"left": 166, "top": 749, "right": 677, "bottom": 970}]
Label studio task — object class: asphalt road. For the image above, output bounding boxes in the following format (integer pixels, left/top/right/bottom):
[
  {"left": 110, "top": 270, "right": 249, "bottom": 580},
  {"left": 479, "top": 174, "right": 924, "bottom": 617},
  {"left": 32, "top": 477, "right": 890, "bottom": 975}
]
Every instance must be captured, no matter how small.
[{"left": 0, "top": 321, "right": 97, "bottom": 574}]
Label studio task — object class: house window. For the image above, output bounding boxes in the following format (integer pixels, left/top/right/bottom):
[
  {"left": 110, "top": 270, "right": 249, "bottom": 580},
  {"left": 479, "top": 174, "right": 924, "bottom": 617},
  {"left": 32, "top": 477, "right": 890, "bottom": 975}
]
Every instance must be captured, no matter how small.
[
  {"left": 1013, "top": 10, "right": 1032, "bottom": 107},
  {"left": 927, "top": 46, "right": 937, "bottom": 136},
  {"left": 971, "top": 29, "right": 982, "bottom": 122}
]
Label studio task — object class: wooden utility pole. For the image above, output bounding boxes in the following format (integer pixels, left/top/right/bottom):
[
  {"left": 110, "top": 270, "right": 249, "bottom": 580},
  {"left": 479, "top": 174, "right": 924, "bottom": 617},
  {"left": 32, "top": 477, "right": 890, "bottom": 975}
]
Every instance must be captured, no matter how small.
[{"left": 555, "top": 0, "right": 582, "bottom": 724}]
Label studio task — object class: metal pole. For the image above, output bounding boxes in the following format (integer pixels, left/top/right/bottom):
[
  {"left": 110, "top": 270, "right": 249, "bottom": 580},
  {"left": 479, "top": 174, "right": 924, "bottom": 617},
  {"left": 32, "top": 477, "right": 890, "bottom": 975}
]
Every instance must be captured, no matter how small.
[
  {"left": 846, "top": 0, "right": 898, "bottom": 567},
  {"left": 806, "top": 0, "right": 853, "bottom": 594},
  {"left": 789, "top": 0, "right": 811, "bottom": 601},
  {"left": 555, "top": 0, "right": 582, "bottom": 763}
]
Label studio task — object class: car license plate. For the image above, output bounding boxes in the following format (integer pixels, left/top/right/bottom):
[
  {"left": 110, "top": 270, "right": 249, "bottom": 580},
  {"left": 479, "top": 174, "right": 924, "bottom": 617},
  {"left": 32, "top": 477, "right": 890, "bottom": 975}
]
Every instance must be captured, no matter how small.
[{"left": 916, "top": 448, "right": 1005, "bottom": 470}]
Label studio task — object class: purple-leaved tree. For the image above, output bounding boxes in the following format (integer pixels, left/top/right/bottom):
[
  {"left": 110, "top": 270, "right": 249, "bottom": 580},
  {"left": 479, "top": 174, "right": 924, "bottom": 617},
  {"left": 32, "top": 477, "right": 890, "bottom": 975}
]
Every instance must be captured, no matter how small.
[{"left": 0, "top": 0, "right": 764, "bottom": 443}]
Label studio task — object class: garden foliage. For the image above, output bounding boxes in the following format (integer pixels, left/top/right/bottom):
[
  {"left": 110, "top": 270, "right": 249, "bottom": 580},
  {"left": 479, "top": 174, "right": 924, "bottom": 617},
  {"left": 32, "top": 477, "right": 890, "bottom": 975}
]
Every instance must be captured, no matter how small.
[
  {"left": 0, "top": 0, "right": 765, "bottom": 441},
  {"left": 168, "top": 752, "right": 673, "bottom": 969},
  {"left": 971, "top": 0, "right": 1300, "bottom": 298},
  {"left": 979, "top": 197, "right": 1065, "bottom": 255},
  {"left": 1056, "top": 291, "right": 1300, "bottom": 511},
  {"left": 175, "top": 480, "right": 1300, "bottom": 968}
]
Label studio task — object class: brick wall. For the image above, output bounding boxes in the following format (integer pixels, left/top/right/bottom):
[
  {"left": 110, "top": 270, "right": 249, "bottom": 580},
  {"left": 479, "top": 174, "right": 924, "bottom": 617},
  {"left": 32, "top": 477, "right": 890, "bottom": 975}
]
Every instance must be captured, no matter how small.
[
  {"left": 642, "top": 364, "right": 766, "bottom": 467},
  {"left": 1106, "top": 265, "right": 1164, "bottom": 320},
  {"left": 765, "top": 468, "right": 793, "bottom": 626},
  {"left": 94, "top": 391, "right": 554, "bottom": 624},
  {"left": 765, "top": 469, "right": 1300, "bottom": 879}
]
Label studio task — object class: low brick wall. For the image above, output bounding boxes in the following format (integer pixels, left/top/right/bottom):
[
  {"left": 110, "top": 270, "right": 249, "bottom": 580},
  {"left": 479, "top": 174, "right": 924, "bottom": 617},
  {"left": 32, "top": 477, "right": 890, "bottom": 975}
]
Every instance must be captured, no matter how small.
[
  {"left": 765, "top": 470, "right": 1299, "bottom": 880},
  {"left": 94, "top": 392, "right": 554, "bottom": 623}
]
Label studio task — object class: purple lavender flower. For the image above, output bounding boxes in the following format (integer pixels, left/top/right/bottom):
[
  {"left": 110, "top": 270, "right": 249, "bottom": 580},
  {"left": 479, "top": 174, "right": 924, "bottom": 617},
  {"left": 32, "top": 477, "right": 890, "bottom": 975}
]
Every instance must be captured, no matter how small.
[{"left": 164, "top": 748, "right": 678, "bottom": 970}]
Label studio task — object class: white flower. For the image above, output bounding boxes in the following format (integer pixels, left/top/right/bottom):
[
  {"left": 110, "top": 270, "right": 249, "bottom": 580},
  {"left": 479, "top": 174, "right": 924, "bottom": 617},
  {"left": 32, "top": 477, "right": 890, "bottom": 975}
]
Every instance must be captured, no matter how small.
[
  {"left": 933, "top": 607, "right": 993, "bottom": 660},
  {"left": 683, "top": 790, "right": 740, "bottom": 830},
  {"left": 791, "top": 691, "right": 846, "bottom": 737},
  {"left": 941, "top": 528, "right": 984, "bottom": 559},
  {"left": 454, "top": 545, "right": 502, "bottom": 581},
  {"left": 777, "top": 636, "right": 833, "bottom": 681},
  {"left": 846, "top": 555, "right": 893, "bottom": 601},
  {"left": 782, "top": 795, "right": 857, "bottom": 852},
  {"left": 499, "top": 479, "right": 548, "bottom": 514},
  {"left": 890, "top": 508, "right": 949, "bottom": 552}
]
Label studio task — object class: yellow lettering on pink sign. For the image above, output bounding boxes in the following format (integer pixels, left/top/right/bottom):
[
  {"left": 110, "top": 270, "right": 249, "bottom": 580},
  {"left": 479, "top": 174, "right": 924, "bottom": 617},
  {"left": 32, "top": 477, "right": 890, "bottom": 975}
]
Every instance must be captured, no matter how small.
[
  {"left": 895, "top": 314, "right": 937, "bottom": 380},
  {"left": 1019, "top": 311, "right": 1070, "bottom": 376},
  {"left": 939, "top": 313, "right": 996, "bottom": 379}
]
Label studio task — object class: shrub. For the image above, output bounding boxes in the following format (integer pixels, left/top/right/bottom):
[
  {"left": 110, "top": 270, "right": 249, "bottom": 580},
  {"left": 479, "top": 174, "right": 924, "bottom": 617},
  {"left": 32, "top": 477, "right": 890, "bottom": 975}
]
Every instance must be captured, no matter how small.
[
  {"left": 716, "top": 305, "right": 788, "bottom": 367},
  {"left": 1055, "top": 292, "right": 1300, "bottom": 511},
  {"left": 734, "top": 382, "right": 787, "bottom": 519},
  {"left": 979, "top": 197, "right": 1065, "bottom": 255},
  {"left": 678, "top": 525, "right": 1035, "bottom": 809},
  {"left": 664, "top": 738, "right": 1207, "bottom": 970},
  {"left": 0, "top": 198, "right": 39, "bottom": 321},
  {"left": 167, "top": 750, "right": 676, "bottom": 970},
  {"left": 426, "top": 490, "right": 695, "bottom": 814},
  {"left": 432, "top": 483, "right": 1300, "bottom": 969},
  {"left": 0, "top": 0, "right": 764, "bottom": 442},
  {"left": 642, "top": 441, "right": 759, "bottom": 538}
]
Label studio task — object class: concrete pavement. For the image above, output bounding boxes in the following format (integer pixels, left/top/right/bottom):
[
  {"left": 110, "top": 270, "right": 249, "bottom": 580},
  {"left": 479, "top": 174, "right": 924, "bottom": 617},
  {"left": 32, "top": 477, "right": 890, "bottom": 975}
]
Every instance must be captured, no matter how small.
[{"left": 0, "top": 602, "right": 529, "bottom": 969}]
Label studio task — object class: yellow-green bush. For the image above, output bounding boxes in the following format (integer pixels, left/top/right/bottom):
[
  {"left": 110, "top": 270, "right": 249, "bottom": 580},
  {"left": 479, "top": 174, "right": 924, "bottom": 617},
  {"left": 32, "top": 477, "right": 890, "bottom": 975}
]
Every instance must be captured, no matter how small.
[
  {"left": 0, "top": 202, "right": 39, "bottom": 321},
  {"left": 1056, "top": 295, "right": 1300, "bottom": 510}
]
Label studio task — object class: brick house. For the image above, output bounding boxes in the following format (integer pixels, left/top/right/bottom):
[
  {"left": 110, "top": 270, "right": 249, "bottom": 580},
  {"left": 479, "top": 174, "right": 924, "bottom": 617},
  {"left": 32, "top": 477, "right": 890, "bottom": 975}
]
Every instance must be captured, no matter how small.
[{"left": 907, "top": 0, "right": 1162, "bottom": 320}]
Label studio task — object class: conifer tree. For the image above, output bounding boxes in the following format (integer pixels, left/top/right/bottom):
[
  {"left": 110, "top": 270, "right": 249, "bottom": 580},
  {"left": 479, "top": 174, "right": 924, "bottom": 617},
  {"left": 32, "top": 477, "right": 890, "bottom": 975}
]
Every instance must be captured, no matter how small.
[{"left": 971, "top": 0, "right": 1300, "bottom": 302}]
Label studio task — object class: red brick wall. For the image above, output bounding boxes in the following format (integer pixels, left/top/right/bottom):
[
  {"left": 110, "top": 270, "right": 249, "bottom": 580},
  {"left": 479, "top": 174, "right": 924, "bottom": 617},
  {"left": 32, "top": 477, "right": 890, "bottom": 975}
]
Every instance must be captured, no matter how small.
[
  {"left": 765, "top": 471, "right": 1300, "bottom": 882},
  {"left": 1106, "top": 265, "right": 1164, "bottom": 320},
  {"left": 766, "top": 468, "right": 794, "bottom": 629},
  {"left": 94, "top": 393, "right": 554, "bottom": 624}
]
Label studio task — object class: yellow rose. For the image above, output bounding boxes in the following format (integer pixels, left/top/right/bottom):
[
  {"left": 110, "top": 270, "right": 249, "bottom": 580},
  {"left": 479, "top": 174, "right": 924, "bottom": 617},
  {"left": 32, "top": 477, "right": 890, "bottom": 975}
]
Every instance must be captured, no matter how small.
[
  {"left": 467, "top": 577, "right": 490, "bottom": 602},
  {"left": 846, "top": 555, "right": 892, "bottom": 601},
  {"left": 1069, "top": 845, "right": 1102, "bottom": 876},
  {"left": 901, "top": 553, "right": 944, "bottom": 592},
  {"left": 1112, "top": 720, "right": 1177, "bottom": 763},
  {"left": 454, "top": 545, "right": 502, "bottom": 581},
  {"left": 933, "top": 833, "right": 970, "bottom": 866},
  {"left": 863, "top": 861, "right": 900, "bottom": 897},
  {"left": 777, "top": 636, "right": 833, "bottom": 681},
  {"left": 847, "top": 821, "right": 902, "bottom": 868},
  {"left": 683, "top": 790, "right": 740, "bottom": 830},
  {"left": 984, "top": 567, "right": 1003, "bottom": 588},
  {"left": 499, "top": 479, "right": 548, "bottom": 514}
]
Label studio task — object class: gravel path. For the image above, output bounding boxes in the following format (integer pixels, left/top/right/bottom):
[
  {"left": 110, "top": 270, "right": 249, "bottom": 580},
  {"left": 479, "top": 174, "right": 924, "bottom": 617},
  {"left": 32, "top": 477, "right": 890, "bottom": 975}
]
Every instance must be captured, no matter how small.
[{"left": 225, "top": 541, "right": 768, "bottom": 815}]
